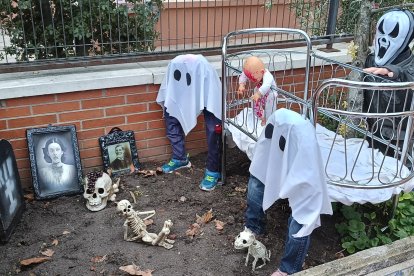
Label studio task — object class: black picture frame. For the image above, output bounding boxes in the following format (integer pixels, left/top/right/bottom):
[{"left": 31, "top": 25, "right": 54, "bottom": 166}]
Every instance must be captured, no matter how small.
[
  {"left": 27, "top": 125, "right": 83, "bottom": 200},
  {"left": 0, "top": 140, "right": 25, "bottom": 243},
  {"left": 99, "top": 128, "right": 140, "bottom": 177}
]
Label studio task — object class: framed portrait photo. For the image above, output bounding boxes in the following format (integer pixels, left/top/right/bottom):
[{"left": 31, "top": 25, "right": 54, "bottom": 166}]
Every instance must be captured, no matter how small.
[
  {"left": 27, "top": 125, "right": 83, "bottom": 200},
  {"left": 99, "top": 127, "right": 140, "bottom": 177},
  {"left": 0, "top": 140, "right": 25, "bottom": 243}
]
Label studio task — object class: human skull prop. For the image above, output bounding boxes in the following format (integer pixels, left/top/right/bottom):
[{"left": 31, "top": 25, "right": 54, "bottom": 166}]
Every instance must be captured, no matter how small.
[
  {"left": 84, "top": 171, "right": 119, "bottom": 211},
  {"left": 234, "top": 227, "right": 255, "bottom": 249}
]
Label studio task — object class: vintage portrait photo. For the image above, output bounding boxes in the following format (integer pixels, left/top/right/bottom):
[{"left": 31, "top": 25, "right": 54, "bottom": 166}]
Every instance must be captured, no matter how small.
[
  {"left": 0, "top": 140, "right": 25, "bottom": 242},
  {"left": 99, "top": 128, "right": 140, "bottom": 177},
  {"left": 108, "top": 142, "right": 133, "bottom": 172},
  {"left": 27, "top": 125, "right": 83, "bottom": 200}
]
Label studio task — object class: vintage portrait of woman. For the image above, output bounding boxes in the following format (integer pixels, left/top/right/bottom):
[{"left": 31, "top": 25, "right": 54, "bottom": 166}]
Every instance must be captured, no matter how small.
[{"left": 38, "top": 137, "right": 77, "bottom": 192}]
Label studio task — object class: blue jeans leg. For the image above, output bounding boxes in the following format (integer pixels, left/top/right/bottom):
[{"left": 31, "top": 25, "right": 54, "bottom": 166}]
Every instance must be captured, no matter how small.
[
  {"left": 203, "top": 109, "right": 221, "bottom": 173},
  {"left": 245, "top": 174, "right": 266, "bottom": 235},
  {"left": 164, "top": 110, "right": 187, "bottom": 160},
  {"left": 279, "top": 216, "right": 311, "bottom": 274}
]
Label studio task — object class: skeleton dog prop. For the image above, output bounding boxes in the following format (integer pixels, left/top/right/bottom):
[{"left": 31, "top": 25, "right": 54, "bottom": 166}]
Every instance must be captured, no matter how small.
[
  {"left": 116, "top": 199, "right": 175, "bottom": 249},
  {"left": 234, "top": 227, "right": 271, "bottom": 271}
]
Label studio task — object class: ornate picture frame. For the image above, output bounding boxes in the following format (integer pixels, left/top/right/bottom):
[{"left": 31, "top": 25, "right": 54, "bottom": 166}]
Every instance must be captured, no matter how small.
[
  {"left": 0, "top": 140, "right": 25, "bottom": 243},
  {"left": 99, "top": 128, "right": 140, "bottom": 177},
  {"left": 27, "top": 125, "right": 83, "bottom": 200}
]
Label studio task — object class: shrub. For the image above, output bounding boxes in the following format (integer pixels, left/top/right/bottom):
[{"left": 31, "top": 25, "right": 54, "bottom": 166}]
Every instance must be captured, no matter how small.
[{"left": 0, "top": 0, "right": 163, "bottom": 61}]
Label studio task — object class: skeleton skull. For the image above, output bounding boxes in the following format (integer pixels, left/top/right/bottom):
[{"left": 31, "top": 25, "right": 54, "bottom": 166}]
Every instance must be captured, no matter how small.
[
  {"left": 117, "top": 199, "right": 133, "bottom": 216},
  {"left": 234, "top": 227, "right": 255, "bottom": 249},
  {"left": 84, "top": 171, "right": 115, "bottom": 211}
]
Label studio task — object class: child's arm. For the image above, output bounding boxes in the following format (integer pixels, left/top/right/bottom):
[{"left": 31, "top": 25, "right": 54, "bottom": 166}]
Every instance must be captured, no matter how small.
[{"left": 238, "top": 71, "right": 248, "bottom": 95}]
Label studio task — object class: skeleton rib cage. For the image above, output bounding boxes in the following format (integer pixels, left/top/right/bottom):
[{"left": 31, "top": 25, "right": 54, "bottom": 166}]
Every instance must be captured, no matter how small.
[{"left": 221, "top": 28, "right": 414, "bottom": 207}]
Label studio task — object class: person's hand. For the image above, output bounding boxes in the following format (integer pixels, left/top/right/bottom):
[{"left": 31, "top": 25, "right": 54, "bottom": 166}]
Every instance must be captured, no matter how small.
[
  {"left": 238, "top": 84, "right": 246, "bottom": 96},
  {"left": 250, "top": 91, "right": 261, "bottom": 102},
  {"left": 363, "top": 67, "right": 394, "bottom": 78}
]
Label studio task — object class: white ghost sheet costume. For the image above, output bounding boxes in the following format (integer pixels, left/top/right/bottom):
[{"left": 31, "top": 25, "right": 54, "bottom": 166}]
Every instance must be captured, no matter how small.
[
  {"left": 249, "top": 108, "right": 333, "bottom": 238},
  {"left": 156, "top": 54, "right": 222, "bottom": 135}
]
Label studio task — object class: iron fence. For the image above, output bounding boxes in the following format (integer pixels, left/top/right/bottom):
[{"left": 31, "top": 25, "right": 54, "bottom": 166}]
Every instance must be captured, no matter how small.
[{"left": 0, "top": 0, "right": 401, "bottom": 70}]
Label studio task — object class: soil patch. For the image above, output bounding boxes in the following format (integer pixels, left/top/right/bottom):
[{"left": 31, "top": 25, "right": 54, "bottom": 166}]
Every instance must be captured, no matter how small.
[{"left": 0, "top": 148, "right": 343, "bottom": 276}]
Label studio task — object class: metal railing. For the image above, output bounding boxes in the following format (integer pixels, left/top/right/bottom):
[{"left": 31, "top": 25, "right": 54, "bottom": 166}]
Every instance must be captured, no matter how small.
[{"left": 0, "top": 0, "right": 354, "bottom": 70}]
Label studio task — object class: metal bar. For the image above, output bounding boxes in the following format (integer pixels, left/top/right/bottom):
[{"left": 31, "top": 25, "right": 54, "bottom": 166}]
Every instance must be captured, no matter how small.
[{"left": 325, "top": 0, "right": 339, "bottom": 50}]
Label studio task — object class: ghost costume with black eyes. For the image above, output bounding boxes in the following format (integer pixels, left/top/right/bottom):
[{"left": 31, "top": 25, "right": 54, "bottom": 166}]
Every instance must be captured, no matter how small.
[
  {"left": 157, "top": 54, "right": 222, "bottom": 135},
  {"left": 156, "top": 54, "right": 222, "bottom": 173},
  {"left": 363, "top": 9, "right": 414, "bottom": 150},
  {"left": 249, "top": 108, "right": 332, "bottom": 238}
]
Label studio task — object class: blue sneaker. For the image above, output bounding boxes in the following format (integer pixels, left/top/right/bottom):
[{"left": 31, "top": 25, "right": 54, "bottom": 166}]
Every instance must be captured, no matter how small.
[
  {"left": 161, "top": 158, "right": 191, "bottom": 173},
  {"left": 199, "top": 169, "right": 221, "bottom": 191}
]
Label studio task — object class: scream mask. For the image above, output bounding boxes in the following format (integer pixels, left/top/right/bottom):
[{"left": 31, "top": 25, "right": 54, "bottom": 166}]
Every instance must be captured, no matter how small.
[{"left": 374, "top": 9, "right": 414, "bottom": 66}]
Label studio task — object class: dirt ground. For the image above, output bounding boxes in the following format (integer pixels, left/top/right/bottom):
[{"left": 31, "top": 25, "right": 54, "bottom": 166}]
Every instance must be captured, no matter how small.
[{"left": 0, "top": 148, "right": 343, "bottom": 276}]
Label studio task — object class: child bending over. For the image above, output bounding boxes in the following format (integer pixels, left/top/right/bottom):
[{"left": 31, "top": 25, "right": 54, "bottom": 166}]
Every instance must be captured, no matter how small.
[{"left": 238, "top": 56, "right": 277, "bottom": 126}]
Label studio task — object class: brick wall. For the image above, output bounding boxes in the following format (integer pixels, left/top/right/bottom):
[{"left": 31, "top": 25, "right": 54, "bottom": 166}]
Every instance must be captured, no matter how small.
[{"left": 0, "top": 84, "right": 208, "bottom": 189}]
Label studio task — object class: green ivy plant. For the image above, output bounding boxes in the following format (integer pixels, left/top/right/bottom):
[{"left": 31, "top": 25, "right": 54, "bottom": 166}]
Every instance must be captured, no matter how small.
[
  {"left": 0, "top": 0, "right": 163, "bottom": 61},
  {"left": 335, "top": 192, "right": 414, "bottom": 254}
]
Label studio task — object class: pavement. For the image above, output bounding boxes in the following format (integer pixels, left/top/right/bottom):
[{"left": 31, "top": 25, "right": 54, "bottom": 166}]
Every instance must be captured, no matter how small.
[{"left": 294, "top": 236, "right": 414, "bottom": 276}]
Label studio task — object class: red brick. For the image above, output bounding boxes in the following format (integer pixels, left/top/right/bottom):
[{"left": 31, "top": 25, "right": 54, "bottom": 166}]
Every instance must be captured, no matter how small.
[
  {"left": 186, "top": 140, "right": 208, "bottom": 150},
  {"left": 18, "top": 168, "right": 32, "bottom": 181},
  {"left": 56, "top": 89, "right": 103, "bottom": 101},
  {"left": 147, "top": 84, "right": 161, "bottom": 92},
  {"left": 126, "top": 92, "right": 158, "bottom": 103},
  {"left": 80, "top": 139, "right": 100, "bottom": 149},
  {"left": 82, "top": 96, "right": 125, "bottom": 109},
  {"left": 136, "top": 141, "right": 147, "bottom": 149},
  {"left": 139, "top": 147, "right": 168, "bottom": 159},
  {"left": 59, "top": 109, "right": 104, "bottom": 122},
  {"left": 147, "top": 119, "right": 166, "bottom": 130},
  {"left": 82, "top": 157, "right": 103, "bottom": 168},
  {"left": 0, "top": 120, "right": 6, "bottom": 129},
  {"left": 187, "top": 131, "right": 207, "bottom": 141},
  {"left": 140, "top": 154, "right": 170, "bottom": 163},
  {"left": 32, "top": 101, "right": 81, "bottom": 115},
  {"left": 16, "top": 158, "right": 30, "bottom": 169},
  {"left": 127, "top": 111, "right": 163, "bottom": 124},
  {"left": 6, "top": 94, "right": 56, "bottom": 107},
  {"left": 0, "top": 128, "right": 27, "bottom": 140},
  {"left": 55, "top": 121, "right": 81, "bottom": 131},
  {"left": 13, "top": 148, "right": 29, "bottom": 159},
  {"left": 106, "top": 85, "right": 147, "bottom": 96},
  {"left": 8, "top": 115, "right": 57, "bottom": 129},
  {"left": 148, "top": 102, "right": 162, "bottom": 112},
  {"left": 82, "top": 117, "right": 125, "bottom": 129},
  {"left": 105, "top": 122, "right": 147, "bottom": 133},
  {"left": 77, "top": 128, "right": 105, "bottom": 140},
  {"left": 10, "top": 139, "right": 27, "bottom": 149},
  {"left": 0, "top": 106, "right": 31, "bottom": 118},
  {"left": 80, "top": 147, "right": 102, "bottom": 159},
  {"left": 147, "top": 138, "right": 170, "bottom": 148},
  {"left": 136, "top": 129, "right": 166, "bottom": 140},
  {"left": 105, "top": 103, "right": 147, "bottom": 116}
]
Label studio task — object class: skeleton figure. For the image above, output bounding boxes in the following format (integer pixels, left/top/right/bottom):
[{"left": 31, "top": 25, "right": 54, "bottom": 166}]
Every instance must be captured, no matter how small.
[
  {"left": 83, "top": 171, "right": 120, "bottom": 211},
  {"left": 116, "top": 199, "right": 174, "bottom": 249},
  {"left": 234, "top": 227, "right": 271, "bottom": 271}
]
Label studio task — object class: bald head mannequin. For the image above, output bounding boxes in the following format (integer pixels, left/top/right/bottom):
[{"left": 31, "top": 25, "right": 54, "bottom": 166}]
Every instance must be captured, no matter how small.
[{"left": 243, "top": 56, "right": 265, "bottom": 83}]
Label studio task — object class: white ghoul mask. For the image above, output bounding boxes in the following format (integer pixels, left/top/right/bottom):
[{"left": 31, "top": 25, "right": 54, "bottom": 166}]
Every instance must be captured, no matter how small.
[{"left": 374, "top": 10, "right": 414, "bottom": 66}]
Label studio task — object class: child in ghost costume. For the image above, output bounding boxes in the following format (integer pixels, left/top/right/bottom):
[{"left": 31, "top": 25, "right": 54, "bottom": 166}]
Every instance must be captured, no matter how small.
[
  {"left": 363, "top": 9, "right": 414, "bottom": 153},
  {"left": 156, "top": 54, "right": 222, "bottom": 191},
  {"left": 238, "top": 56, "right": 277, "bottom": 126},
  {"left": 242, "top": 108, "right": 333, "bottom": 275}
]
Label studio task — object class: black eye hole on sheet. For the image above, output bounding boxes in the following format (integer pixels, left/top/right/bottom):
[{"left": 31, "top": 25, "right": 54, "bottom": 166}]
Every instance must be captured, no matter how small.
[
  {"left": 279, "top": 136, "right": 286, "bottom": 151},
  {"left": 186, "top": 73, "right": 191, "bottom": 86},
  {"left": 174, "top": 69, "right": 181, "bottom": 81},
  {"left": 265, "top": 123, "right": 274, "bottom": 139}
]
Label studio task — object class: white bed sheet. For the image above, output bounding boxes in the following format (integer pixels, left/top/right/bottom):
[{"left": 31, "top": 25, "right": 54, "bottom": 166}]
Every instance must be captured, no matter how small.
[{"left": 227, "top": 108, "right": 414, "bottom": 205}]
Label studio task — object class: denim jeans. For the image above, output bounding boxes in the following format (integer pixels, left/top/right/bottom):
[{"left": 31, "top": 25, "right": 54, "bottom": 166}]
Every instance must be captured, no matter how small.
[
  {"left": 164, "top": 108, "right": 221, "bottom": 172},
  {"left": 245, "top": 174, "right": 311, "bottom": 274}
]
